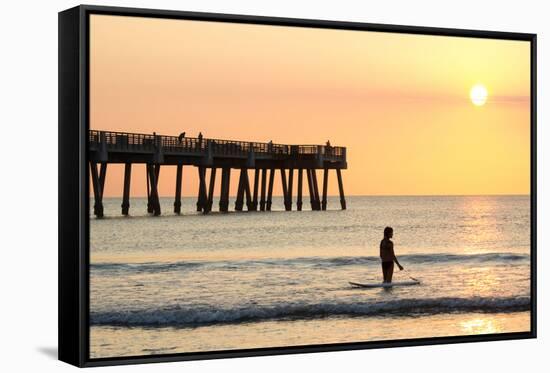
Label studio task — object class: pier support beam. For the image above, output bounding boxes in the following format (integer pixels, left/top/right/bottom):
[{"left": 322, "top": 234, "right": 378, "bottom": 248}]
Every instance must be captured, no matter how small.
[
  {"left": 219, "top": 168, "right": 231, "bottom": 212},
  {"left": 205, "top": 167, "right": 217, "bottom": 214},
  {"left": 252, "top": 169, "right": 260, "bottom": 211},
  {"left": 311, "top": 169, "right": 321, "bottom": 211},
  {"left": 146, "top": 164, "right": 160, "bottom": 214},
  {"left": 336, "top": 169, "right": 347, "bottom": 210},
  {"left": 196, "top": 167, "right": 207, "bottom": 212},
  {"left": 287, "top": 168, "right": 294, "bottom": 211},
  {"left": 99, "top": 163, "right": 107, "bottom": 197},
  {"left": 147, "top": 164, "right": 161, "bottom": 216},
  {"left": 90, "top": 162, "right": 107, "bottom": 218},
  {"left": 243, "top": 170, "right": 252, "bottom": 211},
  {"left": 266, "top": 168, "right": 275, "bottom": 211},
  {"left": 174, "top": 164, "right": 183, "bottom": 214},
  {"left": 259, "top": 169, "right": 267, "bottom": 211},
  {"left": 90, "top": 163, "right": 101, "bottom": 218},
  {"left": 306, "top": 169, "right": 315, "bottom": 211},
  {"left": 280, "top": 168, "right": 289, "bottom": 211},
  {"left": 322, "top": 168, "right": 329, "bottom": 210},
  {"left": 296, "top": 169, "right": 303, "bottom": 211},
  {"left": 235, "top": 168, "right": 246, "bottom": 211},
  {"left": 146, "top": 165, "right": 151, "bottom": 213},
  {"left": 121, "top": 163, "right": 131, "bottom": 215}
]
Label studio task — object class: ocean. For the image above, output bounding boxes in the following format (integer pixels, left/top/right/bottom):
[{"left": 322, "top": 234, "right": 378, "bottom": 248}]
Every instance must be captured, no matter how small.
[{"left": 89, "top": 195, "right": 531, "bottom": 358}]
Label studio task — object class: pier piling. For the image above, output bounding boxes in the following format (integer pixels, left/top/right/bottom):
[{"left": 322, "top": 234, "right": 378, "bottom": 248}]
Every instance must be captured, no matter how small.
[
  {"left": 146, "top": 164, "right": 160, "bottom": 214},
  {"left": 146, "top": 165, "right": 152, "bottom": 213},
  {"left": 147, "top": 164, "right": 161, "bottom": 216},
  {"left": 322, "top": 168, "right": 328, "bottom": 211},
  {"left": 244, "top": 170, "right": 252, "bottom": 211},
  {"left": 266, "top": 168, "right": 275, "bottom": 211},
  {"left": 280, "top": 168, "right": 289, "bottom": 211},
  {"left": 196, "top": 167, "right": 207, "bottom": 212},
  {"left": 205, "top": 167, "right": 216, "bottom": 214},
  {"left": 219, "top": 168, "right": 230, "bottom": 212},
  {"left": 121, "top": 163, "right": 131, "bottom": 215},
  {"left": 259, "top": 169, "right": 267, "bottom": 211},
  {"left": 337, "top": 169, "right": 347, "bottom": 210},
  {"left": 174, "top": 164, "right": 183, "bottom": 214},
  {"left": 311, "top": 169, "right": 321, "bottom": 211},
  {"left": 296, "top": 169, "right": 303, "bottom": 211},
  {"left": 90, "top": 162, "right": 104, "bottom": 218},
  {"left": 252, "top": 169, "right": 260, "bottom": 211},
  {"left": 287, "top": 168, "right": 294, "bottom": 211},
  {"left": 306, "top": 169, "right": 315, "bottom": 211},
  {"left": 235, "top": 168, "right": 246, "bottom": 211}
]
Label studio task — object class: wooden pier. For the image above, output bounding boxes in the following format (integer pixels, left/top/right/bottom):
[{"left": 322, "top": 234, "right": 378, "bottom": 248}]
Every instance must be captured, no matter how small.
[{"left": 89, "top": 130, "right": 347, "bottom": 218}]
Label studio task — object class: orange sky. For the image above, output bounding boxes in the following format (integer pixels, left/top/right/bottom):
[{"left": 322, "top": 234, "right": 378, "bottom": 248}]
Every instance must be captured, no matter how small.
[{"left": 90, "top": 15, "right": 530, "bottom": 198}]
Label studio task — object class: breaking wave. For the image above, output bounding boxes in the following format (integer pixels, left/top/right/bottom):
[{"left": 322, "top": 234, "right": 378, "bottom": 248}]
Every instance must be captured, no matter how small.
[
  {"left": 91, "top": 253, "right": 529, "bottom": 274},
  {"left": 90, "top": 296, "right": 530, "bottom": 328}
]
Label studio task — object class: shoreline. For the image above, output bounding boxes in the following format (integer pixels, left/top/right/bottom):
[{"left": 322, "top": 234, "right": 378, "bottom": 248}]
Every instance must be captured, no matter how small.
[{"left": 90, "top": 311, "right": 531, "bottom": 358}]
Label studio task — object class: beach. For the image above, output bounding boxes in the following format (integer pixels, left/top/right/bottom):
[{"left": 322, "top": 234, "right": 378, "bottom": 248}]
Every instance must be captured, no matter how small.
[{"left": 89, "top": 195, "right": 531, "bottom": 358}]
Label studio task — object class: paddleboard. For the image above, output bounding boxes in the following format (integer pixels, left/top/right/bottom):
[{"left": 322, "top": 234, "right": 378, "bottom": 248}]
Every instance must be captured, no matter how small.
[{"left": 349, "top": 281, "right": 420, "bottom": 288}]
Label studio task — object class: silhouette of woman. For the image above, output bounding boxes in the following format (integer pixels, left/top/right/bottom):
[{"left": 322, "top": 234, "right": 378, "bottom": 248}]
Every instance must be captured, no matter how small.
[{"left": 380, "top": 227, "right": 404, "bottom": 283}]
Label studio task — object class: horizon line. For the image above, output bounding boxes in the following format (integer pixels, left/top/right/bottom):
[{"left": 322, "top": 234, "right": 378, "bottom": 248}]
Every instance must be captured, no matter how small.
[{"left": 99, "top": 193, "right": 530, "bottom": 198}]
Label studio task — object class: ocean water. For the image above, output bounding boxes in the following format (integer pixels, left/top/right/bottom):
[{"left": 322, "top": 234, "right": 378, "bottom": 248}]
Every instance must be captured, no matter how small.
[{"left": 89, "top": 195, "right": 531, "bottom": 358}]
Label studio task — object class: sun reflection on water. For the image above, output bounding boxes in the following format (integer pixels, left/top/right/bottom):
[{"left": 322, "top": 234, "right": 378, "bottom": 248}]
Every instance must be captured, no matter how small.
[
  {"left": 456, "top": 196, "right": 502, "bottom": 255},
  {"left": 460, "top": 318, "right": 499, "bottom": 335}
]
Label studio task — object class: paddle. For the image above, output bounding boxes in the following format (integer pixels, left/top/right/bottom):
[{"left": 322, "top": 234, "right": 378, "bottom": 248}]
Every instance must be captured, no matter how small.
[{"left": 402, "top": 268, "right": 420, "bottom": 283}]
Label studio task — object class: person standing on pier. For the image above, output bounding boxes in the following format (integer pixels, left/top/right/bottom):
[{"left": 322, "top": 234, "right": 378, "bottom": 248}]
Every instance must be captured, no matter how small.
[
  {"left": 178, "top": 132, "right": 186, "bottom": 148},
  {"left": 197, "top": 132, "right": 203, "bottom": 150}
]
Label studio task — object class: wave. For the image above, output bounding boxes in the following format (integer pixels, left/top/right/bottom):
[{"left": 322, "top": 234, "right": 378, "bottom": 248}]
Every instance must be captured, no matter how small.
[
  {"left": 90, "top": 296, "right": 530, "bottom": 328},
  {"left": 91, "top": 253, "right": 529, "bottom": 274},
  {"left": 90, "top": 261, "right": 204, "bottom": 273},
  {"left": 312, "top": 253, "right": 528, "bottom": 267}
]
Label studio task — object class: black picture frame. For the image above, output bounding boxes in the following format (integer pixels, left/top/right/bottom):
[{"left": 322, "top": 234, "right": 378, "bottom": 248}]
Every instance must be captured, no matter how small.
[{"left": 58, "top": 4, "right": 537, "bottom": 367}]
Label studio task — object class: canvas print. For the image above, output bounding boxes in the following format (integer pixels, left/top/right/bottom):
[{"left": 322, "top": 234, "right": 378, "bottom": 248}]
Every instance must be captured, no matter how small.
[{"left": 88, "top": 15, "right": 531, "bottom": 358}]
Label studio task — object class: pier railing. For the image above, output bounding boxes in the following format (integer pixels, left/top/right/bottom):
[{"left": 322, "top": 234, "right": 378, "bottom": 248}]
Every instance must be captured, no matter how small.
[{"left": 89, "top": 130, "right": 346, "bottom": 161}]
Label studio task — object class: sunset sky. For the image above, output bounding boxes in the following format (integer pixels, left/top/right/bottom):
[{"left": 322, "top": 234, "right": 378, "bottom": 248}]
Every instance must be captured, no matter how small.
[{"left": 90, "top": 15, "right": 530, "bottom": 198}]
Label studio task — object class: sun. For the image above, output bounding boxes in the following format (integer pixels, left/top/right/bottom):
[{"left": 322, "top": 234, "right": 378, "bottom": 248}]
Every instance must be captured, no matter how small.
[{"left": 470, "top": 84, "right": 488, "bottom": 106}]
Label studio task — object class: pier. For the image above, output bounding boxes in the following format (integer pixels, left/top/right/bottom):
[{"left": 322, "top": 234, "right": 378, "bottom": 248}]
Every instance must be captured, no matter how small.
[{"left": 89, "top": 130, "right": 347, "bottom": 218}]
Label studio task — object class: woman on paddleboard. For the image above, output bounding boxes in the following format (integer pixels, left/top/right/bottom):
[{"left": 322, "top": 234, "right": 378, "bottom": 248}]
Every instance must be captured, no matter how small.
[{"left": 380, "top": 227, "right": 403, "bottom": 283}]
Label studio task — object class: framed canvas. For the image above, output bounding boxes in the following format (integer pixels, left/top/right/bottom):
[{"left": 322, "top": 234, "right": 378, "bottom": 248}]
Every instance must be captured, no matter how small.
[{"left": 58, "top": 4, "right": 537, "bottom": 367}]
